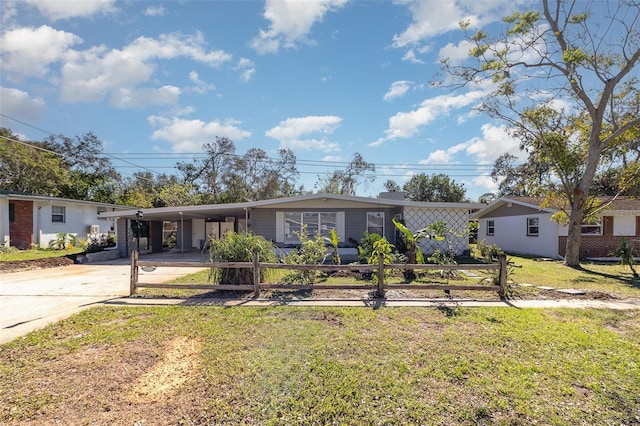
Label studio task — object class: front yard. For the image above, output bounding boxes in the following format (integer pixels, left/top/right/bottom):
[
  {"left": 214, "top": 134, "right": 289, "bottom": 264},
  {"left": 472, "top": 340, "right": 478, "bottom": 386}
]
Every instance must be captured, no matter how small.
[{"left": 1, "top": 306, "right": 639, "bottom": 425}]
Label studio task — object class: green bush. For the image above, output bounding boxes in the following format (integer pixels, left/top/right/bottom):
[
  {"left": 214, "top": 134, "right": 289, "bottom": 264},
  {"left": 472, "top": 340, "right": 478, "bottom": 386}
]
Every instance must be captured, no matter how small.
[
  {"left": 280, "top": 225, "right": 328, "bottom": 284},
  {"left": 209, "top": 232, "right": 278, "bottom": 285},
  {"left": 357, "top": 232, "right": 383, "bottom": 264}
]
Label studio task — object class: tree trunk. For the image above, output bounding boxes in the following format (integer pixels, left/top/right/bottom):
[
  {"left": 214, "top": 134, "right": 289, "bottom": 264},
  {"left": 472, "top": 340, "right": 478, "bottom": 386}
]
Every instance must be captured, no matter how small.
[{"left": 564, "top": 195, "right": 585, "bottom": 267}]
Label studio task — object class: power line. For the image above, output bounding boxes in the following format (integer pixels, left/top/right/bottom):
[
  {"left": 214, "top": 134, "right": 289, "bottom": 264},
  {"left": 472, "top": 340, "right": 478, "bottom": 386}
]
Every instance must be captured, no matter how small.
[{"left": 1, "top": 113, "right": 497, "bottom": 181}]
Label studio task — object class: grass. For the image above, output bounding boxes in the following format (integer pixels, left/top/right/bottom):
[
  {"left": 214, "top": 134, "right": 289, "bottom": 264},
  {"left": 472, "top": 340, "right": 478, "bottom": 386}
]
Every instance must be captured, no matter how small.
[
  {"left": 0, "top": 247, "right": 84, "bottom": 262},
  {"left": 135, "top": 252, "right": 640, "bottom": 300},
  {"left": 1, "top": 306, "right": 639, "bottom": 425}
]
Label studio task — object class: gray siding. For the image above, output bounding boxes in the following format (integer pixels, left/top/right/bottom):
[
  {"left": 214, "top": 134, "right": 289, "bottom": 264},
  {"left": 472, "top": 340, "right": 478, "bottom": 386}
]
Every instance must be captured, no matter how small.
[{"left": 251, "top": 207, "right": 401, "bottom": 246}]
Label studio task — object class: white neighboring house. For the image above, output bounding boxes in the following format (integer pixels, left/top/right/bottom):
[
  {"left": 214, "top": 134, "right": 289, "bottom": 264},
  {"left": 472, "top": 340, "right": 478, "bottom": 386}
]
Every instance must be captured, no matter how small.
[
  {"left": 470, "top": 196, "right": 640, "bottom": 259},
  {"left": 0, "top": 191, "right": 131, "bottom": 250}
]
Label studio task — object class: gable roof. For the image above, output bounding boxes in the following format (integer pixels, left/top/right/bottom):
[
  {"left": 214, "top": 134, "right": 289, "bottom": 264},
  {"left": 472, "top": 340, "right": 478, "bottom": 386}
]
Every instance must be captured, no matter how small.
[
  {"left": 99, "top": 193, "right": 483, "bottom": 221},
  {"left": 471, "top": 196, "right": 640, "bottom": 220}
]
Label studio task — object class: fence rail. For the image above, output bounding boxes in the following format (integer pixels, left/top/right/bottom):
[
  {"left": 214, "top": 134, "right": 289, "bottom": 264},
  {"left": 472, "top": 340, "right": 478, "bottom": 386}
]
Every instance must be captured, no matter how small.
[{"left": 130, "top": 251, "right": 508, "bottom": 299}]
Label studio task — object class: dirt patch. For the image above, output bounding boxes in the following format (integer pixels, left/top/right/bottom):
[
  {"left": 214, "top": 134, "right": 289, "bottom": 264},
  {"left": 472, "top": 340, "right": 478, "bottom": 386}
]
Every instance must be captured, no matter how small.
[
  {"left": 0, "top": 256, "right": 75, "bottom": 273},
  {"left": 127, "top": 336, "right": 204, "bottom": 404}
]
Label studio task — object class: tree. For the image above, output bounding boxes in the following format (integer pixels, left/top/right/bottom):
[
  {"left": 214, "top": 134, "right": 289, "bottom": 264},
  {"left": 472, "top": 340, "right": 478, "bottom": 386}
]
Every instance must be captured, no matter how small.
[
  {"left": 383, "top": 179, "right": 402, "bottom": 192},
  {"left": 43, "top": 132, "right": 121, "bottom": 203},
  {"left": 442, "top": 0, "right": 640, "bottom": 266},
  {"left": 402, "top": 173, "right": 467, "bottom": 202},
  {"left": 0, "top": 128, "right": 70, "bottom": 196},
  {"left": 316, "top": 153, "right": 376, "bottom": 195},
  {"left": 491, "top": 153, "right": 554, "bottom": 197}
]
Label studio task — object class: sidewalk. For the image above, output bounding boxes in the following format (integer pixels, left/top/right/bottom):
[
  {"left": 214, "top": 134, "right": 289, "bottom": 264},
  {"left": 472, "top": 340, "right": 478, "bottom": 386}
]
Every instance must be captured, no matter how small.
[{"left": 103, "top": 296, "right": 640, "bottom": 310}]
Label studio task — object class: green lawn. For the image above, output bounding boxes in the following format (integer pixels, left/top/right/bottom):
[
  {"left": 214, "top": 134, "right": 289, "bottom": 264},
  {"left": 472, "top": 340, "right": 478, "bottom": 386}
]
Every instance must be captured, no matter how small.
[
  {"left": 0, "top": 247, "right": 84, "bottom": 262},
  {"left": 1, "top": 306, "right": 639, "bottom": 425}
]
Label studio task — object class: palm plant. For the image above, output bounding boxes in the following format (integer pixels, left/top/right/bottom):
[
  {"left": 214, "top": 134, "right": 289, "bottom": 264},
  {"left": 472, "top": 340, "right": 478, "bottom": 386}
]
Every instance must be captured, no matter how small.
[{"left": 610, "top": 238, "right": 639, "bottom": 278}]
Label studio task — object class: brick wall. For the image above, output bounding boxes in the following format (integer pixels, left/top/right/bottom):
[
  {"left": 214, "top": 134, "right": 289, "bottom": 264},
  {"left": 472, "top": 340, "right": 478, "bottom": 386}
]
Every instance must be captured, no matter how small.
[
  {"left": 9, "top": 200, "right": 33, "bottom": 249},
  {"left": 558, "top": 235, "right": 640, "bottom": 258}
]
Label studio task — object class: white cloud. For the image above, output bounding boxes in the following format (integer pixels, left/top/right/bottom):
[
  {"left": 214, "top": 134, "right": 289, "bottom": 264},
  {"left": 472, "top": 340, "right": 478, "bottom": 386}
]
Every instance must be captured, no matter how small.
[
  {"left": 393, "top": 0, "right": 510, "bottom": 48},
  {"left": 251, "top": 0, "right": 348, "bottom": 54},
  {"left": 437, "top": 40, "right": 474, "bottom": 65},
  {"left": 401, "top": 49, "right": 424, "bottom": 64},
  {"left": 60, "top": 32, "right": 232, "bottom": 104},
  {"left": 149, "top": 116, "right": 251, "bottom": 152},
  {"left": 463, "top": 123, "right": 524, "bottom": 164},
  {"left": 266, "top": 115, "right": 342, "bottom": 152},
  {"left": 0, "top": 87, "right": 46, "bottom": 122},
  {"left": 383, "top": 80, "right": 412, "bottom": 101},
  {"left": 21, "top": 0, "right": 117, "bottom": 20},
  {"left": 236, "top": 58, "right": 256, "bottom": 82},
  {"left": 374, "top": 90, "right": 486, "bottom": 144},
  {"left": 110, "top": 85, "right": 181, "bottom": 109},
  {"left": 420, "top": 149, "right": 452, "bottom": 164},
  {"left": 0, "top": 25, "right": 82, "bottom": 80},
  {"left": 392, "top": 0, "right": 477, "bottom": 48},
  {"left": 472, "top": 173, "right": 499, "bottom": 194},
  {"left": 144, "top": 5, "right": 166, "bottom": 17},
  {"left": 188, "top": 71, "right": 216, "bottom": 94}
]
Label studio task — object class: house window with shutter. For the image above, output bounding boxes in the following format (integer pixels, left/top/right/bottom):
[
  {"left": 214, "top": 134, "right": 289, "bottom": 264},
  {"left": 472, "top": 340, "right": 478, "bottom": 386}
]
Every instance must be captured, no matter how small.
[{"left": 284, "top": 212, "right": 337, "bottom": 243}]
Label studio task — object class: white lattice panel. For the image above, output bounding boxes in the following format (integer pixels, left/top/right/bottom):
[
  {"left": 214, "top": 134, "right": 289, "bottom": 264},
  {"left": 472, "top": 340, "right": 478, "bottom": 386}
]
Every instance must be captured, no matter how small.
[{"left": 403, "top": 207, "right": 469, "bottom": 255}]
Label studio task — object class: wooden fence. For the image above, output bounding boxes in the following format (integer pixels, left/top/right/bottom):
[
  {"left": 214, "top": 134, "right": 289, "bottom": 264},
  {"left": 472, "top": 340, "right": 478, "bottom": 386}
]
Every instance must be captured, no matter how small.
[{"left": 130, "top": 251, "right": 508, "bottom": 299}]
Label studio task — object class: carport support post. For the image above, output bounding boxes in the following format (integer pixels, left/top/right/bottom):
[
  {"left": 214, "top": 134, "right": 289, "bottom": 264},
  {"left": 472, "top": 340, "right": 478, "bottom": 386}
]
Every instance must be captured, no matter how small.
[
  {"left": 253, "top": 251, "right": 260, "bottom": 297},
  {"left": 377, "top": 253, "right": 385, "bottom": 297},
  {"left": 130, "top": 250, "right": 139, "bottom": 295},
  {"left": 498, "top": 254, "right": 507, "bottom": 299}
]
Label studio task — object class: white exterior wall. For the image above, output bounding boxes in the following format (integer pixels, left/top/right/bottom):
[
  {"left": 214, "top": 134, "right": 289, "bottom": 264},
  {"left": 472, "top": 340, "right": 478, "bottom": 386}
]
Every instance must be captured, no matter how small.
[
  {"left": 478, "top": 212, "right": 559, "bottom": 258},
  {"left": 0, "top": 198, "right": 9, "bottom": 246},
  {"left": 34, "top": 201, "right": 115, "bottom": 247},
  {"left": 403, "top": 207, "right": 470, "bottom": 255},
  {"left": 192, "top": 218, "right": 205, "bottom": 249}
]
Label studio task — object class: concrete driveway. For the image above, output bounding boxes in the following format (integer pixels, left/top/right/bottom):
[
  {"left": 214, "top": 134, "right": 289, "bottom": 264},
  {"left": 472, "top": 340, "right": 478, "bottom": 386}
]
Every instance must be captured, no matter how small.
[{"left": 1, "top": 251, "right": 208, "bottom": 345}]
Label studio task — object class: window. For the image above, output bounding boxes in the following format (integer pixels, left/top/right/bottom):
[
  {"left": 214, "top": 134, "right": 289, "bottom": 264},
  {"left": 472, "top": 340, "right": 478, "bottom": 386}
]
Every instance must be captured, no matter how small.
[
  {"left": 527, "top": 217, "right": 539, "bottom": 236},
  {"left": 581, "top": 218, "right": 602, "bottom": 235},
  {"left": 9, "top": 203, "right": 15, "bottom": 223},
  {"left": 284, "top": 212, "right": 337, "bottom": 243},
  {"left": 97, "top": 206, "right": 107, "bottom": 221},
  {"left": 486, "top": 220, "right": 495, "bottom": 235},
  {"left": 367, "top": 212, "right": 384, "bottom": 235},
  {"left": 51, "top": 206, "right": 65, "bottom": 223}
]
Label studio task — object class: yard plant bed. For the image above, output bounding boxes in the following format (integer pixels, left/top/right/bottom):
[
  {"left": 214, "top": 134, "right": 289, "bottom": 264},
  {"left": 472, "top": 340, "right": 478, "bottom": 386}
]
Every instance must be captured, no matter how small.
[
  {"left": 0, "top": 256, "right": 75, "bottom": 272},
  {"left": 1, "top": 306, "right": 639, "bottom": 425}
]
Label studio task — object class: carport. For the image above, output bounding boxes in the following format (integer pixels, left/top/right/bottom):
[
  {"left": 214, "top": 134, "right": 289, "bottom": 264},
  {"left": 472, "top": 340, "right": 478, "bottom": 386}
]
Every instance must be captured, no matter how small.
[{"left": 100, "top": 203, "right": 252, "bottom": 258}]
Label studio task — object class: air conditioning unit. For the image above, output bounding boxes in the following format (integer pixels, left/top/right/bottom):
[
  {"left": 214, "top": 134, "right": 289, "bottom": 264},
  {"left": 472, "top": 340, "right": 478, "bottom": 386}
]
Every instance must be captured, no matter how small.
[{"left": 88, "top": 225, "right": 100, "bottom": 234}]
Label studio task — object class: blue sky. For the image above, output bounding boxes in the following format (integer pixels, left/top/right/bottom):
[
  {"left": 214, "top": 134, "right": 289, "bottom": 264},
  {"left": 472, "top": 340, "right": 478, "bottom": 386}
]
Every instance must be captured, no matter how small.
[{"left": 0, "top": 0, "right": 535, "bottom": 201}]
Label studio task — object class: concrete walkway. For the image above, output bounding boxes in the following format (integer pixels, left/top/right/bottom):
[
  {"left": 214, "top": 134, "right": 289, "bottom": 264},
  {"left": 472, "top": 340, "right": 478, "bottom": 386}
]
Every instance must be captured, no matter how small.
[{"left": 106, "top": 296, "right": 640, "bottom": 310}]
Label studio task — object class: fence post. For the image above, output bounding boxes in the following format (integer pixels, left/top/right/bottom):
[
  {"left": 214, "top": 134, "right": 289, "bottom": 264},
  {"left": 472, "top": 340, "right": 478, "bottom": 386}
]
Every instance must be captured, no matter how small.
[
  {"left": 377, "top": 253, "right": 385, "bottom": 297},
  {"left": 253, "top": 251, "right": 260, "bottom": 298},
  {"left": 498, "top": 254, "right": 507, "bottom": 299},
  {"left": 130, "top": 250, "right": 139, "bottom": 295}
]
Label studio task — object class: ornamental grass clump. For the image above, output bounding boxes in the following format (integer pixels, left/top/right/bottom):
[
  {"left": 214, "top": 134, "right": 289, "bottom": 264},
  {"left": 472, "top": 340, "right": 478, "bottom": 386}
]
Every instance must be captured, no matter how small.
[{"left": 208, "top": 231, "right": 278, "bottom": 285}]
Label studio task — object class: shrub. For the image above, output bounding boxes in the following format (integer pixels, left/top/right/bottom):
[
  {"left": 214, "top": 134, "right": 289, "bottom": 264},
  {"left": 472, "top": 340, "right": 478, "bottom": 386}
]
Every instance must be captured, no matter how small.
[
  {"left": 280, "top": 225, "right": 328, "bottom": 284},
  {"left": 209, "top": 232, "right": 278, "bottom": 285},
  {"left": 358, "top": 232, "right": 383, "bottom": 264}
]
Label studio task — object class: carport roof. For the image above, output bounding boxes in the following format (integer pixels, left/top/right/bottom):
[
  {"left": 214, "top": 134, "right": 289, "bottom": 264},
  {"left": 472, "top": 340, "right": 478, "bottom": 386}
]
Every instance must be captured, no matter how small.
[{"left": 99, "top": 193, "right": 483, "bottom": 222}]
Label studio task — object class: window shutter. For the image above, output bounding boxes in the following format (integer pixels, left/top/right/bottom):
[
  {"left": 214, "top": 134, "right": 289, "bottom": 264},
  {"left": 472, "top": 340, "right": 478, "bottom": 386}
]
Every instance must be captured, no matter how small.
[
  {"left": 336, "top": 211, "right": 345, "bottom": 241},
  {"left": 275, "top": 211, "right": 284, "bottom": 242},
  {"left": 603, "top": 216, "right": 613, "bottom": 236}
]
